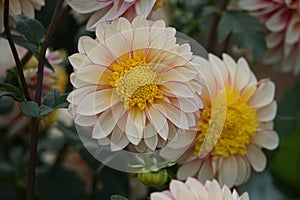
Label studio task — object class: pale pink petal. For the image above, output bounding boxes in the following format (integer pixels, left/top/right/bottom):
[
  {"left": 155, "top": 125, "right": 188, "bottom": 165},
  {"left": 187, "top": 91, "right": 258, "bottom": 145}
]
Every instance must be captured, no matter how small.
[
  {"left": 125, "top": 111, "right": 142, "bottom": 145},
  {"left": 160, "top": 66, "right": 197, "bottom": 83},
  {"left": 110, "top": 127, "right": 130, "bottom": 151},
  {"left": 266, "top": 9, "right": 287, "bottom": 32},
  {"left": 75, "top": 115, "right": 97, "bottom": 126},
  {"left": 285, "top": 13, "right": 300, "bottom": 44},
  {"left": 144, "top": 125, "right": 158, "bottom": 150},
  {"left": 209, "top": 54, "right": 229, "bottom": 86},
  {"left": 207, "top": 180, "right": 222, "bottom": 200},
  {"left": 134, "top": 0, "right": 156, "bottom": 17},
  {"left": 75, "top": 64, "right": 109, "bottom": 84},
  {"left": 68, "top": 53, "right": 91, "bottom": 70},
  {"left": 160, "top": 81, "right": 195, "bottom": 98},
  {"left": 266, "top": 32, "right": 283, "bottom": 48},
  {"left": 222, "top": 186, "right": 234, "bottom": 200},
  {"left": 66, "top": 0, "right": 111, "bottom": 13},
  {"left": 170, "top": 180, "right": 197, "bottom": 200},
  {"left": 67, "top": 85, "right": 96, "bottom": 105},
  {"left": 186, "top": 177, "right": 208, "bottom": 200},
  {"left": 150, "top": 193, "right": 172, "bottom": 200},
  {"left": 235, "top": 155, "right": 248, "bottom": 185},
  {"left": 222, "top": 53, "right": 237, "bottom": 84},
  {"left": 21, "top": 0, "right": 35, "bottom": 18},
  {"left": 197, "top": 159, "right": 214, "bottom": 183}
]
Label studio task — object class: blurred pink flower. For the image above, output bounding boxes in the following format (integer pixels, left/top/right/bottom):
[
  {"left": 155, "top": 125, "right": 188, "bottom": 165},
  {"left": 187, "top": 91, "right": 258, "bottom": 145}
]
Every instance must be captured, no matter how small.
[
  {"left": 150, "top": 177, "right": 250, "bottom": 200},
  {"left": 160, "top": 53, "right": 279, "bottom": 188},
  {"left": 66, "top": 0, "right": 166, "bottom": 30},
  {"left": 239, "top": 0, "right": 300, "bottom": 73},
  {"left": 0, "top": 49, "right": 67, "bottom": 136},
  {"left": 67, "top": 16, "right": 202, "bottom": 152},
  {"left": 0, "top": 0, "right": 45, "bottom": 32}
]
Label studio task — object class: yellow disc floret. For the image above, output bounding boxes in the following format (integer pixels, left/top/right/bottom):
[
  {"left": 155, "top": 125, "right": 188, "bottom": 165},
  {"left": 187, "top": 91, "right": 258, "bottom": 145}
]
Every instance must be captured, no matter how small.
[
  {"left": 110, "top": 56, "right": 163, "bottom": 110},
  {"left": 194, "top": 85, "right": 259, "bottom": 157}
]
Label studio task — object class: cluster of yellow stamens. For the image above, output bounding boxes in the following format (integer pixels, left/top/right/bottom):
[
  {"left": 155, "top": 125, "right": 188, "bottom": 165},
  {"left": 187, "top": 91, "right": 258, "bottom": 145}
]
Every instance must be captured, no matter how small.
[
  {"left": 194, "top": 85, "right": 259, "bottom": 157},
  {"left": 110, "top": 56, "right": 163, "bottom": 110}
]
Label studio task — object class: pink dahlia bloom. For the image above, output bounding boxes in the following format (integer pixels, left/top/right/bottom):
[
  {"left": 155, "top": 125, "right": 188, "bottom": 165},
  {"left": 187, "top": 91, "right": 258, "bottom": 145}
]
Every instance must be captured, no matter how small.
[
  {"left": 0, "top": 0, "right": 45, "bottom": 32},
  {"left": 66, "top": 0, "right": 165, "bottom": 30},
  {"left": 67, "top": 16, "right": 202, "bottom": 152},
  {"left": 160, "top": 53, "right": 279, "bottom": 187},
  {"left": 239, "top": 0, "right": 300, "bottom": 73},
  {"left": 0, "top": 49, "right": 67, "bottom": 135},
  {"left": 150, "top": 177, "right": 250, "bottom": 200}
]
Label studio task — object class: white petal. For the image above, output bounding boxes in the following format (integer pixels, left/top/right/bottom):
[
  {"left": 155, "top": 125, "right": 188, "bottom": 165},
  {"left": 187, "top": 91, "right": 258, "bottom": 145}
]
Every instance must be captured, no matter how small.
[
  {"left": 144, "top": 125, "right": 158, "bottom": 150},
  {"left": 134, "top": 0, "right": 156, "bottom": 17},
  {"left": 146, "top": 105, "right": 169, "bottom": 140},
  {"left": 186, "top": 177, "right": 208, "bottom": 200},
  {"left": 152, "top": 101, "right": 189, "bottom": 130},
  {"left": 235, "top": 155, "right": 248, "bottom": 185},
  {"left": 105, "top": 31, "right": 130, "bottom": 59},
  {"left": 82, "top": 37, "right": 114, "bottom": 66},
  {"left": 160, "top": 81, "right": 195, "bottom": 98},
  {"left": 75, "top": 64, "right": 109, "bottom": 84},
  {"left": 257, "top": 101, "right": 277, "bottom": 122},
  {"left": 67, "top": 85, "right": 96, "bottom": 105},
  {"left": 68, "top": 53, "right": 91, "bottom": 70},
  {"left": 110, "top": 127, "right": 130, "bottom": 151},
  {"left": 197, "top": 158, "right": 214, "bottom": 183},
  {"left": 160, "top": 66, "right": 197, "bottom": 83},
  {"left": 248, "top": 81, "right": 275, "bottom": 108},
  {"left": 234, "top": 58, "right": 251, "bottom": 91},
  {"left": 218, "top": 156, "right": 238, "bottom": 188},
  {"left": 66, "top": 0, "right": 111, "bottom": 13},
  {"left": 253, "top": 129, "right": 279, "bottom": 150},
  {"left": 77, "top": 89, "right": 119, "bottom": 115},
  {"left": 222, "top": 53, "right": 237, "bottom": 85},
  {"left": 247, "top": 144, "right": 267, "bottom": 172},
  {"left": 266, "top": 9, "right": 287, "bottom": 32},
  {"left": 74, "top": 115, "right": 97, "bottom": 126},
  {"left": 125, "top": 111, "right": 142, "bottom": 145},
  {"left": 177, "top": 159, "right": 202, "bottom": 180},
  {"left": 207, "top": 180, "right": 222, "bottom": 200},
  {"left": 150, "top": 193, "right": 172, "bottom": 200}
]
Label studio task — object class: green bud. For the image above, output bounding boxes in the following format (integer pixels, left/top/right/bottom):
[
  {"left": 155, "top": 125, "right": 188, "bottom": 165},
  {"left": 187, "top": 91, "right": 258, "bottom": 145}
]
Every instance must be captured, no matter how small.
[{"left": 137, "top": 169, "right": 168, "bottom": 187}]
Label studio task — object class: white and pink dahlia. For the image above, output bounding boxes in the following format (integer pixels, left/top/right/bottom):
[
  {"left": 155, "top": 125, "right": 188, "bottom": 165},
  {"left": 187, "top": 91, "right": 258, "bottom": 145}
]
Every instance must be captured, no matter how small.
[
  {"left": 150, "top": 177, "right": 249, "bottom": 200},
  {"left": 0, "top": 0, "right": 45, "bottom": 32},
  {"left": 160, "top": 53, "right": 279, "bottom": 187},
  {"left": 67, "top": 16, "right": 202, "bottom": 152},
  {"left": 239, "top": 0, "right": 300, "bottom": 73},
  {"left": 66, "top": 0, "right": 166, "bottom": 30}
]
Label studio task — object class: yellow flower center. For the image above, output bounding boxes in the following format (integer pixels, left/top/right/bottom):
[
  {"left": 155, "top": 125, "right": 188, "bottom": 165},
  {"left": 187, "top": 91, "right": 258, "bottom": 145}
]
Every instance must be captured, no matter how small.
[
  {"left": 194, "top": 85, "right": 259, "bottom": 157},
  {"left": 110, "top": 56, "right": 163, "bottom": 110}
]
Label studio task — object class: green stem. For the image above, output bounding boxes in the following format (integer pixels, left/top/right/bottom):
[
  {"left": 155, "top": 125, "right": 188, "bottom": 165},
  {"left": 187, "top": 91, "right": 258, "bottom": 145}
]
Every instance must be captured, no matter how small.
[
  {"left": 3, "top": 0, "right": 31, "bottom": 101},
  {"left": 26, "top": 0, "right": 65, "bottom": 199}
]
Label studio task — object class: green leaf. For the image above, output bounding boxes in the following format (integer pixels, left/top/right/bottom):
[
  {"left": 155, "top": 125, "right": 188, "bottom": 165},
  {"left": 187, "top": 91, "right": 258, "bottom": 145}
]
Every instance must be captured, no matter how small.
[
  {"left": 39, "top": 105, "right": 55, "bottom": 116},
  {"left": 42, "top": 89, "right": 69, "bottom": 111},
  {"left": 0, "top": 96, "right": 14, "bottom": 114},
  {"left": 218, "top": 11, "right": 267, "bottom": 63},
  {"left": 110, "top": 195, "right": 128, "bottom": 200},
  {"left": 19, "top": 101, "right": 40, "bottom": 118},
  {"left": 0, "top": 83, "right": 23, "bottom": 101},
  {"left": 12, "top": 15, "right": 45, "bottom": 46}
]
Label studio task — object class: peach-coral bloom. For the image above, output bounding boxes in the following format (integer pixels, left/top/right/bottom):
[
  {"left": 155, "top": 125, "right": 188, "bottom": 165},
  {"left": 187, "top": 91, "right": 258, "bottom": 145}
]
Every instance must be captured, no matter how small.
[
  {"left": 66, "top": 0, "right": 165, "bottom": 30},
  {"left": 0, "top": 0, "right": 45, "bottom": 32},
  {"left": 239, "top": 0, "right": 300, "bottom": 73},
  {"left": 150, "top": 177, "right": 249, "bottom": 200},
  {"left": 67, "top": 16, "right": 202, "bottom": 152},
  {"left": 160, "top": 53, "right": 279, "bottom": 187}
]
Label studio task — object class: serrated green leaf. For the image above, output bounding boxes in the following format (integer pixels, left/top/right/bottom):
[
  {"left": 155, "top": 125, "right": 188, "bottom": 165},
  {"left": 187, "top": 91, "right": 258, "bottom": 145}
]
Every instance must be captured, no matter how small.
[
  {"left": 42, "top": 88, "right": 60, "bottom": 108},
  {"left": 12, "top": 15, "right": 45, "bottom": 45},
  {"left": 110, "top": 195, "right": 128, "bottom": 200},
  {"left": 19, "top": 101, "right": 40, "bottom": 118},
  {"left": 218, "top": 11, "right": 267, "bottom": 63},
  {"left": 0, "top": 82, "right": 23, "bottom": 101}
]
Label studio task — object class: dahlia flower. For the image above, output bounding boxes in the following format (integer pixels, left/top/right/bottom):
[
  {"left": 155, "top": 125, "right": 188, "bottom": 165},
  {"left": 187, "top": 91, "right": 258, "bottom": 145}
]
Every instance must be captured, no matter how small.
[
  {"left": 239, "top": 0, "right": 300, "bottom": 73},
  {"left": 160, "top": 53, "right": 279, "bottom": 187},
  {"left": 67, "top": 16, "right": 202, "bottom": 152},
  {"left": 0, "top": 0, "right": 45, "bottom": 32},
  {"left": 66, "top": 0, "right": 166, "bottom": 30},
  {"left": 150, "top": 177, "right": 250, "bottom": 200},
  {"left": 0, "top": 49, "right": 67, "bottom": 135}
]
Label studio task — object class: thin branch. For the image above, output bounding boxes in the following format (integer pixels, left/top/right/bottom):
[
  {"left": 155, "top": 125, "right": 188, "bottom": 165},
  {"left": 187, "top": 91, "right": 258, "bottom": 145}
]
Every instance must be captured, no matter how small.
[
  {"left": 35, "top": 0, "right": 65, "bottom": 105},
  {"left": 26, "top": 0, "right": 65, "bottom": 199},
  {"left": 3, "top": 0, "right": 31, "bottom": 100}
]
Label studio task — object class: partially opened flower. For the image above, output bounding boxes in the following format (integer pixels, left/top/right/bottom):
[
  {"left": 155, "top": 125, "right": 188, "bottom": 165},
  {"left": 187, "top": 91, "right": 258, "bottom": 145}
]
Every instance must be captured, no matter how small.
[
  {"left": 0, "top": 0, "right": 45, "bottom": 32},
  {"left": 160, "top": 53, "right": 279, "bottom": 187},
  {"left": 66, "top": 0, "right": 166, "bottom": 30},
  {"left": 239, "top": 0, "right": 300, "bottom": 73},
  {"left": 150, "top": 177, "right": 250, "bottom": 200},
  {"left": 67, "top": 16, "right": 202, "bottom": 152}
]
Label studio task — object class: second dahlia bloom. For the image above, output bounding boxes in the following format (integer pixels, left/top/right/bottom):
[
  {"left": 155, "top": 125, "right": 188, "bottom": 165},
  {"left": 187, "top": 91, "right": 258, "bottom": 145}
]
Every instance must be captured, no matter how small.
[
  {"left": 239, "top": 0, "right": 300, "bottom": 73},
  {"left": 160, "top": 53, "right": 279, "bottom": 187},
  {"left": 150, "top": 177, "right": 250, "bottom": 200},
  {"left": 66, "top": 0, "right": 166, "bottom": 30},
  {"left": 67, "top": 16, "right": 202, "bottom": 152},
  {"left": 0, "top": 0, "right": 45, "bottom": 32}
]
